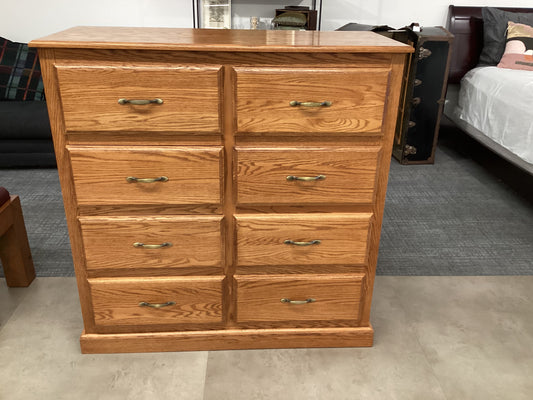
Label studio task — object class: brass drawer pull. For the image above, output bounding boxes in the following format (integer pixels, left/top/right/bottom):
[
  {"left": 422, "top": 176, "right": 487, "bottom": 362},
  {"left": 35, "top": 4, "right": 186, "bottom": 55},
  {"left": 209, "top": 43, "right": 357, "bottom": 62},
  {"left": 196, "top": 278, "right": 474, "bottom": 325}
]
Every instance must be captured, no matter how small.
[
  {"left": 418, "top": 47, "right": 432, "bottom": 60},
  {"left": 281, "top": 298, "right": 316, "bottom": 305},
  {"left": 284, "top": 239, "right": 321, "bottom": 246},
  {"left": 133, "top": 242, "right": 173, "bottom": 249},
  {"left": 118, "top": 98, "right": 163, "bottom": 105},
  {"left": 139, "top": 301, "right": 175, "bottom": 308},
  {"left": 289, "top": 100, "right": 332, "bottom": 107},
  {"left": 286, "top": 175, "right": 326, "bottom": 182},
  {"left": 126, "top": 176, "right": 169, "bottom": 183}
]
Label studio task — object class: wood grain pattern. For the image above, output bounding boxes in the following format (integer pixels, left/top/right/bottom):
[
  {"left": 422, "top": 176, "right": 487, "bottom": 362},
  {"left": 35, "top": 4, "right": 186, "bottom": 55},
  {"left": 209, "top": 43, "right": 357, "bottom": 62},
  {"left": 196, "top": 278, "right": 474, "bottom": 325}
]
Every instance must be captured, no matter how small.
[
  {"left": 89, "top": 276, "right": 224, "bottom": 329},
  {"left": 56, "top": 64, "right": 222, "bottom": 133},
  {"left": 80, "top": 326, "right": 374, "bottom": 353},
  {"left": 234, "top": 67, "right": 390, "bottom": 134},
  {"left": 68, "top": 146, "right": 223, "bottom": 205},
  {"left": 235, "top": 274, "right": 364, "bottom": 324},
  {"left": 33, "top": 28, "right": 411, "bottom": 352},
  {"left": 30, "top": 27, "right": 413, "bottom": 54},
  {"left": 234, "top": 146, "right": 381, "bottom": 205},
  {"left": 358, "top": 54, "right": 408, "bottom": 327},
  {"left": 0, "top": 196, "right": 36, "bottom": 287},
  {"left": 79, "top": 216, "right": 223, "bottom": 272},
  {"left": 235, "top": 213, "right": 373, "bottom": 267},
  {"left": 54, "top": 48, "right": 395, "bottom": 68},
  {"left": 38, "top": 48, "right": 99, "bottom": 332}
]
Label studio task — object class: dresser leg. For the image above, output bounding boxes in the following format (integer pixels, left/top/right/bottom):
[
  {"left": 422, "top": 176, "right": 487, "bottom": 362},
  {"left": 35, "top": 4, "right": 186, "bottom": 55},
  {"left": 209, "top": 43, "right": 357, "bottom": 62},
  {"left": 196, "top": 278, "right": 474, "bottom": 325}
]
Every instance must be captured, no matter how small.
[{"left": 0, "top": 196, "right": 36, "bottom": 287}]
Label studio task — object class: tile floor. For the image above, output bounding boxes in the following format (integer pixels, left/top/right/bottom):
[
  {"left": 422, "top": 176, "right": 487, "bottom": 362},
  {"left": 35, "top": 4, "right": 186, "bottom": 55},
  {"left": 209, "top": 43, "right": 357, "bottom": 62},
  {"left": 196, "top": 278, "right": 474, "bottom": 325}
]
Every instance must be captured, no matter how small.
[{"left": 1, "top": 276, "right": 532, "bottom": 400}]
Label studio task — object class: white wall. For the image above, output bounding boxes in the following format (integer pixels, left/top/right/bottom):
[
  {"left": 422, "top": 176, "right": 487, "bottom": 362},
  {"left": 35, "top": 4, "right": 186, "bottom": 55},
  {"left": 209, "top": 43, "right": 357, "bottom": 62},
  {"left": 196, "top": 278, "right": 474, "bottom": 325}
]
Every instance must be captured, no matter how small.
[
  {"left": 3, "top": 0, "right": 533, "bottom": 43},
  {"left": 321, "top": 0, "right": 533, "bottom": 31},
  {"left": 3, "top": 0, "right": 193, "bottom": 43}
]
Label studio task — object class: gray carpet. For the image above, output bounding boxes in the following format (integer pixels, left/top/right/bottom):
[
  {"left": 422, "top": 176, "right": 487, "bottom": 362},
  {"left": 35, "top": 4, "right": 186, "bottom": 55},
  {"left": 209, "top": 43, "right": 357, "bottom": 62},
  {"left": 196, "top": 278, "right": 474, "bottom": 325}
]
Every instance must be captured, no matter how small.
[{"left": 1, "top": 124, "right": 532, "bottom": 276}]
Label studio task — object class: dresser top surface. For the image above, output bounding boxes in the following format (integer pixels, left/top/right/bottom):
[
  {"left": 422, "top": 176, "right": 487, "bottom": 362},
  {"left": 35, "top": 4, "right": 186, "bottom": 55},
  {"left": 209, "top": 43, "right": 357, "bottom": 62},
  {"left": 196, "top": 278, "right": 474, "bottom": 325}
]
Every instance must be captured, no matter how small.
[{"left": 30, "top": 26, "right": 412, "bottom": 54}]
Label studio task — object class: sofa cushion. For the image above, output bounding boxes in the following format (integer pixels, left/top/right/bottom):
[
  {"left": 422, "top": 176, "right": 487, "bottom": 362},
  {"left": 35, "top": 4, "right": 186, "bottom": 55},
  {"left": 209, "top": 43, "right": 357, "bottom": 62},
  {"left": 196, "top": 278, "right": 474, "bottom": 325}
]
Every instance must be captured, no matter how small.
[
  {"left": 0, "top": 101, "right": 51, "bottom": 139},
  {"left": 1, "top": 37, "right": 45, "bottom": 101}
]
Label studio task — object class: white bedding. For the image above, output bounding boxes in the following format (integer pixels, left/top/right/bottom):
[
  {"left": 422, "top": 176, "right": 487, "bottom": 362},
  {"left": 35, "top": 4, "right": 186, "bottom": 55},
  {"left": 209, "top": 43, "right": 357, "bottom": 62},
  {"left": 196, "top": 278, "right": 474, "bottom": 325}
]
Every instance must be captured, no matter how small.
[{"left": 456, "top": 66, "right": 533, "bottom": 165}]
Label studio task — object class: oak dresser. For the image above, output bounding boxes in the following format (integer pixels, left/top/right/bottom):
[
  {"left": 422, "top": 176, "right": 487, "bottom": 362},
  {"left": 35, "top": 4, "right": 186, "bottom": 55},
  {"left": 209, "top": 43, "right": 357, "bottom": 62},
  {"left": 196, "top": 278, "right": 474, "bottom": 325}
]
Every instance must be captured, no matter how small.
[{"left": 30, "top": 27, "right": 412, "bottom": 353}]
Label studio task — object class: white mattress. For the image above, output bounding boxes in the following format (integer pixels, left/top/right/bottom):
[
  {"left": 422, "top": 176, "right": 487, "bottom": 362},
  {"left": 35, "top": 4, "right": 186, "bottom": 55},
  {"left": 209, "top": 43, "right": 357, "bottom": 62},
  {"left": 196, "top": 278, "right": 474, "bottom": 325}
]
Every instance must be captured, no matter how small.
[{"left": 455, "top": 66, "right": 533, "bottom": 165}]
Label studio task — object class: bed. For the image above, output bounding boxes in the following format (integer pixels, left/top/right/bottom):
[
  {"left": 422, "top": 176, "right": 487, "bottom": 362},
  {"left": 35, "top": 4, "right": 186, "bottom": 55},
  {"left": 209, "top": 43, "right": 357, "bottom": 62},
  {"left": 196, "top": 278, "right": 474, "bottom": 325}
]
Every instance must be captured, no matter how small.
[{"left": 443, "top": 5, "right": 533, "bottom": 174}]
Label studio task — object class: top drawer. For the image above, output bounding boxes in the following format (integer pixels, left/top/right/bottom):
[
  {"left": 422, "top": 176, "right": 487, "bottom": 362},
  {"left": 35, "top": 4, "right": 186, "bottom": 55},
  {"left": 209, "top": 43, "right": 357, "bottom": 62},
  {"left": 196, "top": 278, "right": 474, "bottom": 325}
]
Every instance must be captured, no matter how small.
[
  {"left": 55, "top": 65, "right": 222, "bottom": 134},
  {"left": 234, "top": 67, "right": 390, "bottom": 134}
]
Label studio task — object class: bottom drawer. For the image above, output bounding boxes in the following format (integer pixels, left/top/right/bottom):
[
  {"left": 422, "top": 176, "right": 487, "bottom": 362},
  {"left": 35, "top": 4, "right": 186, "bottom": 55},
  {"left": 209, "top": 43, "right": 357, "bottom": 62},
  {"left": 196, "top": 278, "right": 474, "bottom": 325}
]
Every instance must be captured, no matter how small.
[
  {"left": 234, "top": 274, "right": 365, "bottom": 324},
  {"left": 89, "top": 276, "right": 224, "bottom": 330}
]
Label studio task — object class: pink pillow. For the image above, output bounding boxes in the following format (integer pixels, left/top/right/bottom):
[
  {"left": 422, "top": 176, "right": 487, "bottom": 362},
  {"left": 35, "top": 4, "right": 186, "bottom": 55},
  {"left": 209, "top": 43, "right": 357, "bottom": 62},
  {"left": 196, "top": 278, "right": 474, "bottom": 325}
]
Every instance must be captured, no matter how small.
[{"left": 497, "top": 21, "right": 533, "bottom": 71}]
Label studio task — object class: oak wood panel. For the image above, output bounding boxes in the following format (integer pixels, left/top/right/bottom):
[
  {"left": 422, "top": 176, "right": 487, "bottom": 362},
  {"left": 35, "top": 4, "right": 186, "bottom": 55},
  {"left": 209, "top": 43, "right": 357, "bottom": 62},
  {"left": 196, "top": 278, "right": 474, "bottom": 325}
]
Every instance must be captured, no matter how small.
[
  {"left": 79, "top": 216, "right": 223, "bottom": 272},
  {"left": 235, "top": 274, "right": 364, "bottom": 324},
  {"left": 80, "top": 326, "right": 374, "bottom": 353},
  {"left": 234, "top": 67, "right": 390, "bottom": 134},
  {"left": 234, "top": 146, "right": 382, "bottom": 205},
  {"left": 235, "top": 213, "right": 373, "bottom": 267},
  {"left": 235, "top": 205, "right": 372, "bottom": 215},
  {"left": 234, "top": 265, "right": 366, "bottom": 276},
  {"left": 358, "top": 53, "right": 408, "bottom": 327},
  {"left": 30, "top": 27, "right": 413, "bottom": 54},
  {"left": 66, "top": 132, "right": 223, "bottom": 145},
  {"left": 37, "top": 48, "right": 99, "bottom": 332},
  {"left": 68, "top": 146, "right": 223, "bottom": 205},
  {"left": 33, "top": 28, "right": 411, "bottom": 352},
  {"left": 89, "top": 276, "right": 224, "bottom": 329},
  {"left": 223, "top": 64, "right": 238, "bottom": 327},
  {"left": 51, "top": 48, "right": 395, "bottom": 70},
  {"left": 77, "top": 204, "right": 222, "bottom": 217},
  {"left": 55, "top": 64, "right": 222, "bottom": 133}
]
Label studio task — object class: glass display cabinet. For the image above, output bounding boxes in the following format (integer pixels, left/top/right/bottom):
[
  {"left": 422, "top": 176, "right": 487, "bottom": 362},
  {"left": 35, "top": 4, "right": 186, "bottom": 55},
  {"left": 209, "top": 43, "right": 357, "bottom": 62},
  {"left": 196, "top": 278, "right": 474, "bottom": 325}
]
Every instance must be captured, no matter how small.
[{"left": 193, "top": 0, "right": 322, "bottom": 30}]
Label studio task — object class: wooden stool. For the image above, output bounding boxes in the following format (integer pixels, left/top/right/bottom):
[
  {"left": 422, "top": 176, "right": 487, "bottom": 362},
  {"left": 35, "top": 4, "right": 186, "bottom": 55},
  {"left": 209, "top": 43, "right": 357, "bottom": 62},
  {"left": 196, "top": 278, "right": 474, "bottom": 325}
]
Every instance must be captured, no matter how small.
[{"left": 0, "top": 187, "right": 35, "bottom": 287}]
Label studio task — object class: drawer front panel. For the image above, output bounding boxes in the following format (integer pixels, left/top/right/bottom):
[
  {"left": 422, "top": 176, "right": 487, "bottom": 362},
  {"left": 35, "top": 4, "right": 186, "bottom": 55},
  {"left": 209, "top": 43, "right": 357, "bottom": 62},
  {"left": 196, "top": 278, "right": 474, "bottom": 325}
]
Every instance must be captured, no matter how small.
[
  {"left": 79, "top": 216, "right": 223, "bottom": 272},
  {"left": 235, "top": 213, "right": 372, "bottom": 267},
  {"left": 234, "top": 67, "right": 390, "bottom": 134},
  {"left": 68, "top": 146, "right": 222, "bottom": 205},
  {"left": 56, "top": 65, "right": 222, "bottom": 133},
  {"left": 235, "top": 274, "right": 365, "bottom": 323},
  {"left": 235, "top": 146, "right": 381, "bottom": 205},
  {"left": 89, "top": 276, "right": 224, "bottom": 328}
]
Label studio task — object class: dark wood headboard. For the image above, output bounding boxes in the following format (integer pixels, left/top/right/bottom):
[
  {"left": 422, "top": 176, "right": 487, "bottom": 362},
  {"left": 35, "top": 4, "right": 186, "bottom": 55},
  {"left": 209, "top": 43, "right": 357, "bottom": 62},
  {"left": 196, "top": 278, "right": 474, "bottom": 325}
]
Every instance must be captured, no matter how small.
[{"left": 446, "top": 5, "right": 533, "bottom": 83}]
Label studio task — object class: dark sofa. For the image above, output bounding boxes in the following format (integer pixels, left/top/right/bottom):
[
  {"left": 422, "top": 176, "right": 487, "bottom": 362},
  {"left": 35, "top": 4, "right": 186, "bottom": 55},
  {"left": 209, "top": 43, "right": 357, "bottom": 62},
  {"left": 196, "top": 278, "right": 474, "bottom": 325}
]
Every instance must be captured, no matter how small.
[{"left": 0, "top": 37, "right": 55, "bottom": 168}]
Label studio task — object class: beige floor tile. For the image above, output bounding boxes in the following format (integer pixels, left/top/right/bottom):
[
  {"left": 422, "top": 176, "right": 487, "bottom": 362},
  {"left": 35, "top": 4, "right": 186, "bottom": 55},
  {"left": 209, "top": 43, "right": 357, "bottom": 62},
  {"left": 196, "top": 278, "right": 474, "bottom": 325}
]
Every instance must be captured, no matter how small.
[
  {"left": 0, "top": 279, "right": 31, "bottom": 332},
  {"left": 391, "top": 276, "right": 533, "bottom": 400},
  {"left": 3, "top": 276, "right": 533, "bottom": 400},
  {"left": 0, "top": 278, "right": 208, "bottom": 400},
  {"left": 203, "top": 277, "right": 447, "bottom": 400}
]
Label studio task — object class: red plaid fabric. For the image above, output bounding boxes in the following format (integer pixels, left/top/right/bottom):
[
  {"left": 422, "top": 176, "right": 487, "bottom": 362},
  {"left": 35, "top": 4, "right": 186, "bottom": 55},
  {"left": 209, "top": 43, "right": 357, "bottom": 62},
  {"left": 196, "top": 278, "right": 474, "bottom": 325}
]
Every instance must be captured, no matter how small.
[{"left": 0, "top": 37, "right": 44, "bottom": 101}]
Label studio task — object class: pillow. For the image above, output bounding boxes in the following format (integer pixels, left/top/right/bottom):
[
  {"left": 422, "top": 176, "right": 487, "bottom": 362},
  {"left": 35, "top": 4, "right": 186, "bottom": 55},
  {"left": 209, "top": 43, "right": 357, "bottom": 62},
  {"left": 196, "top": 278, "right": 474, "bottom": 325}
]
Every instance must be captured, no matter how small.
[
  {"left": 0, "top": 37, "right": 45, "bottom": 101},
  {"left": 479, "top": 7, "right": 533, "bottom": 66},
  {"left": 497, "top": 22, "right": 533, "bottom": 71},
  {"left": 273, "top": 11, "right": 307, "bottom": 27}
]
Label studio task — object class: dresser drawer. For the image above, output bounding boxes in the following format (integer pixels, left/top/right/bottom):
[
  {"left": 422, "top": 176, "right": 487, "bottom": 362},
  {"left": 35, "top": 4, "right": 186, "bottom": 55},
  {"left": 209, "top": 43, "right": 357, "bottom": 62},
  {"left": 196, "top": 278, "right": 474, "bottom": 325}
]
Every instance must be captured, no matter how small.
[
  {"left": 89, "top": 276, "right": 224, "bottom": 329},
  {"left": 234, "top": 67, "right": 390, "bottom": 134},
  {"left": 235, "top": 146, "right": 381, "bottom": 205},
  {"left": 56, "top": 64, "right": 222, "bottom": 133},
  {"left": 235, "top": 213, "right": 372, "bottom": 267},
  {"left": 79, "top": 216, "right": 223, "bottom": 273},
  {"left": 68, "top": 146, "right": 222, "bottom": 205},
  {"left": 235, "top": 274, "right": 365, "bottom": 324}
]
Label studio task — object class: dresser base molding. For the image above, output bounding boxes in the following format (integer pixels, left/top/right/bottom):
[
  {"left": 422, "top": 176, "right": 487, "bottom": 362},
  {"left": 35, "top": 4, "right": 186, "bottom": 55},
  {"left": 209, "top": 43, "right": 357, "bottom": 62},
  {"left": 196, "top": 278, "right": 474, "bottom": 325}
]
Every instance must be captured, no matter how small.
[{"left": 80, "top": 326, "right": 374, "bottom": 353}]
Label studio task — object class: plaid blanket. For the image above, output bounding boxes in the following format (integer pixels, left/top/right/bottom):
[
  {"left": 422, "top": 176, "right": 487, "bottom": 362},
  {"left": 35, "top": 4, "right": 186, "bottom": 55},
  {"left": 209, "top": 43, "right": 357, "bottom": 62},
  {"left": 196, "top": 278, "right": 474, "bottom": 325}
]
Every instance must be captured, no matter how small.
[{"left": 0, "top": 37, "right": 44, "bottom": 101}]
